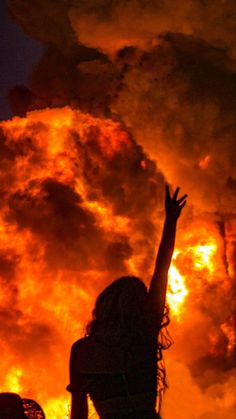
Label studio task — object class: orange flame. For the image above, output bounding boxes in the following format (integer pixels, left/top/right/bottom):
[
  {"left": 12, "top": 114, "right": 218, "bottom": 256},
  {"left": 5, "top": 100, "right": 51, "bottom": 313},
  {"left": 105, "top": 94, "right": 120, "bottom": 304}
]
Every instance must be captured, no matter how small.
[
  {"left": 167, "top": 263, "right": 188, "bottom": 319},
  {"left": 0, "top": 107, "right": 235, "bottom": 418}
]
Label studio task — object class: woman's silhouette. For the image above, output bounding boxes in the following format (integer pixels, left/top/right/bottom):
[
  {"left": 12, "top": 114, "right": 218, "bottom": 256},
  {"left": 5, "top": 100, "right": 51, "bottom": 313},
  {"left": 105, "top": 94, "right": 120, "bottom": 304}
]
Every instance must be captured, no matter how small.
[{"left": 67, "top": 186, "right": 187, "bottom": 418}]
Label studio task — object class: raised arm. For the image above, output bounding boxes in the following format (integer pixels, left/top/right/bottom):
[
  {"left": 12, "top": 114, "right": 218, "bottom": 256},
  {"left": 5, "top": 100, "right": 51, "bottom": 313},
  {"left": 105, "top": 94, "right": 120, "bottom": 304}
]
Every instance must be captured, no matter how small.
[{"left": 148, "top": 186, "right": 187, "bottom": 328}]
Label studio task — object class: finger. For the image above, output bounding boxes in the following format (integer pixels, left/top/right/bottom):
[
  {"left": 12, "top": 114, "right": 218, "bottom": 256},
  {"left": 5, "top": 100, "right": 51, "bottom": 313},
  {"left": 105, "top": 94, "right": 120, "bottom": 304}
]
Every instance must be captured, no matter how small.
[
  {"left": 179, "top": 200, "right": 187, "bottom": 209},
  {"left": 173, "top": 187, "right": 180, "bottom": 200},
  {"left": 165, "top": 184, "right": 171, "bottom": 200},
  {"left": 177, "top": 194, "right": 188, "bottom": 204}
]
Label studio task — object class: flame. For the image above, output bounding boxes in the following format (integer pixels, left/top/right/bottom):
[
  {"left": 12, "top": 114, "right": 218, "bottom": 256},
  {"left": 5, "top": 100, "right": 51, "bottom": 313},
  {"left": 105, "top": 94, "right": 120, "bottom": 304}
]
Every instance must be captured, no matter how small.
[
  {"left": 0, "top": 107, "right": 143, "bottom": 418},
  {"left": 0, "top": 107, "right": 235, "bottom": 417},
  {"left": 84, "top": 201, "right": 130, "bottom": 233},
  {"left": 167, "top": 233, "right": 219, "bottom": 318},
  {"left": 1, "top": 368, "right": 23, "bottom": 394},
  {"left": 221, "top": 318, "right": 236, "bottom": 355},
  {"left": 192, "top": 242, "right": 217, "bottom": 274},
  {"left": 198, "top": 155, "right": 212, "bottom": 170},
  {"left": 43, "top": 396, "right": 70, "bottom": 419},
  {"left": 167, "top": 263, "right": 188, "bottom": 319}
]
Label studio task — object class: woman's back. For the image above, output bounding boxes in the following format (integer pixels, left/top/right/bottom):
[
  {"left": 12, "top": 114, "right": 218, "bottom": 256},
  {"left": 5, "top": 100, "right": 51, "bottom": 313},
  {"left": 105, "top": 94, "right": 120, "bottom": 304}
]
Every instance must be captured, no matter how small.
[{"left": 68, "top": 336, "right": 159, "bottom": 418}]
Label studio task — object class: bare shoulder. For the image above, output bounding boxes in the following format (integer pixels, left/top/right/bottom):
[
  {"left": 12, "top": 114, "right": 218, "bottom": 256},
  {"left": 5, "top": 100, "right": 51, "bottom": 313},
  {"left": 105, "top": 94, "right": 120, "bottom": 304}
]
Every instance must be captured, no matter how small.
[
  {"left": 70, "top": 337, "right": 94, "bottom": 372},
  {"left": 71, "top": 337, "right": 89, "bottom": 355}
]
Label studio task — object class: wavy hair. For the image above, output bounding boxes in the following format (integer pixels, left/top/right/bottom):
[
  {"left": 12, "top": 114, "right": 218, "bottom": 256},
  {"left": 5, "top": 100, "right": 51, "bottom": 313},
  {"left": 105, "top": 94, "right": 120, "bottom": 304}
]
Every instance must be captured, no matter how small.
[{"left": 86, "top": 276, "right": 172, "bottom": 404}]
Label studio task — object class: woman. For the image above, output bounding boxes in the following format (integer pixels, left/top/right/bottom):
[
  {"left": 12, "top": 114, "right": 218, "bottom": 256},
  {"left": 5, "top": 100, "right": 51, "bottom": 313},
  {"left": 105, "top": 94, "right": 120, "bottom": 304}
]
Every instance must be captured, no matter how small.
[{"left": 67, "top": 186, "right": 187, "bottom": 418}]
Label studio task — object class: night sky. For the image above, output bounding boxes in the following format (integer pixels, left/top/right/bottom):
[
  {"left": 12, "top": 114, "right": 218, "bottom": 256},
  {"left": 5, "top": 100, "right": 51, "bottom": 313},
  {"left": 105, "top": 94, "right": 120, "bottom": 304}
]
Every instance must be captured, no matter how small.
[{"left": 0, "top": 1, "right": 43, "bottom": 120}]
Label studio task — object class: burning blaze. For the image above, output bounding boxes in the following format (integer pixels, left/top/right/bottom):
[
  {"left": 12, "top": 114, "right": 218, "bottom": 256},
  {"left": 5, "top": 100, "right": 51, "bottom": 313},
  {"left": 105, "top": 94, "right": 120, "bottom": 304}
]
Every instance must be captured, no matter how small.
[
  {"left": 0, "top": 107, "right": 235, "bottom": 418},
  {"left": 167, "top": 264, "right": 188, "bottom": 319},
  {"left": 3, "top": 368, "right": 23, "bottom": 394},
  {"left": 193, "top": 242, "right": 217, "bottom": 273},
  {"left": 167, "top": 235, "right": 218, "bottom": 318},
  {"left": 0, "top": 106, "right": 160, "bottom": 418}
]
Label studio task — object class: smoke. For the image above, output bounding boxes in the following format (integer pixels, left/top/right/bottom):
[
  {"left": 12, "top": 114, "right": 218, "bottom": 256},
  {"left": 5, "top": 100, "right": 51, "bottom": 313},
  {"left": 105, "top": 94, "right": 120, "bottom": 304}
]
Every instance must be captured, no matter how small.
[
  {"left": 69, "top": 0, "right": 236, "bottom": 58},
  {"left": 7, "top": 1, "right": 236, "bottom": 215},
  {"left": 113, "top": 34, "right": 236, "bottom": 215},
  {"left": 3, "top": 0, "right": 236, "bottom": 417}
]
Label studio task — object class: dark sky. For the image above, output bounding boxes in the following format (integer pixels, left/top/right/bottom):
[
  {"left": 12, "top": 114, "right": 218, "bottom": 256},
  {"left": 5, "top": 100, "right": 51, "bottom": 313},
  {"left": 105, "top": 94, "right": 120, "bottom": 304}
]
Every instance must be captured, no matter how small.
[{"left": 0, "top": 1, "right": 43, "bottom": 121}]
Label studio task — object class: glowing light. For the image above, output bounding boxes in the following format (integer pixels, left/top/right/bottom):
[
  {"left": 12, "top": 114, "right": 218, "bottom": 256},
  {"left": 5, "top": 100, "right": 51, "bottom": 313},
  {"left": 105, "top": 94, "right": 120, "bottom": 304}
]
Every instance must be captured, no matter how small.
[
  {"left": 221, "top": 319, "right": 236, "bottom": 354},
  {"left": 198, "top": 154, "right": 212, "bottom": 169},
  {"left": 43, "top": 396, "right": 70, "bottom": 419},
  {"left": 167, "top": 264, "right": 188, "bottom": 319},
  {"left": 3, "top": 368, "right": 23, "bottom": 393},
  {"left": 84, "top": 201, "right": 130, "bottom": 233},
  {"left": 166, "top": 237, "right": 218, "bottom": 318},
  {"left": 193, "top": 242, "right": 217, "bottom": 273}
]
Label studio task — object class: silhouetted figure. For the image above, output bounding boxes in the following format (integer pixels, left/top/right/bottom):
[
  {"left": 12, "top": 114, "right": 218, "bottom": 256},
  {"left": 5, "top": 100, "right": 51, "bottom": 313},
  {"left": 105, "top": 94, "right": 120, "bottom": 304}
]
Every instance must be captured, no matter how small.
[
  {"left": 67, "top": 186, "right": 187, "bottom": 418},
  {"left": 0, "top": 393, "right": 45, "bottom": 419}
]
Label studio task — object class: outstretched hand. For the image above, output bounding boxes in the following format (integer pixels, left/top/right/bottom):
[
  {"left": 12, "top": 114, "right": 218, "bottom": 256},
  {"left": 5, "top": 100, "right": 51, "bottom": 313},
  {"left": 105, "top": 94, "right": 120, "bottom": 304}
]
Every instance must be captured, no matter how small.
[{"left": 165, "top": 185, "right": 187, "bottom": 220}]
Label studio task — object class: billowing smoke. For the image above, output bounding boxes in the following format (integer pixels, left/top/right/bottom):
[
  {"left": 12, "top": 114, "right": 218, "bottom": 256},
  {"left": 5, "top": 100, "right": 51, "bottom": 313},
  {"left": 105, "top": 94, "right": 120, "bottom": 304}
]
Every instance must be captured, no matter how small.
[
  {"left": 2, "top": 0, "right": 236, "bottom": 417},
  {"left": 113, "top": 35, "right": 236, "bottom": 214}
]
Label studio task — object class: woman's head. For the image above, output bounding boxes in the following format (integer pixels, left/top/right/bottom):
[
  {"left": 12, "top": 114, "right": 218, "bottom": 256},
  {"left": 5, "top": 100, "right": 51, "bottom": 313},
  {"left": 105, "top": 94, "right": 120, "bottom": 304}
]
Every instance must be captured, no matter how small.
[{"left": 86, "top": 276, "right": 150, "bottom": 344}]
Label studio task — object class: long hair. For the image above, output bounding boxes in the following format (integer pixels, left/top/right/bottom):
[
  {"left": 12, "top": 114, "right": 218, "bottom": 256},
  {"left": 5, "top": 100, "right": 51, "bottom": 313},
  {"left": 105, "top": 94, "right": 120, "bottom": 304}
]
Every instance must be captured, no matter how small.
[
  {"left": 86, "top": 276, "right": 172, "bottom": 401},
  {"left": 86, "top": 276, "right": 149, "bottom": 343}
]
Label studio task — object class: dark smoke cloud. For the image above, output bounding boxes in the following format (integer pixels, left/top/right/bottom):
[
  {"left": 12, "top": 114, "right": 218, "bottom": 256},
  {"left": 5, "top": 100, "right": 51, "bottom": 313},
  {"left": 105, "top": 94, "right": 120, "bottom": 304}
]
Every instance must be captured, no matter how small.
[
  {"left": 113, "top": 34, "right": 236, "bottom": 214},
  {"left": 8, "top": 0, "right": 75, "bottom": 50},
  {"left": 6, "top": 3, "right": 236, "bottom": 217},
  {"left": 8, "top": 85, "right": 34, "bottom": 117},
  {"left": 28, "top": 45, "right": 116, "bottom": 116},
  {"left": 68, "top": 0, "right": 236, "bottom": 58},
  {"left": 8, "top": 0, "right": 236, "bottom": 58}
]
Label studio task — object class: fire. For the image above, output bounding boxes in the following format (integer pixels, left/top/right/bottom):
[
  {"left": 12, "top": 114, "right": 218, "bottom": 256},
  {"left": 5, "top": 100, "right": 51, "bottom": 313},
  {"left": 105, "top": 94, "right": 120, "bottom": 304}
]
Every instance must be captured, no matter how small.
[
  {"left": 0, "top": 107, "right": 235, "bottom": 418},
  {"left": 43, "top": 396, "right": 70, "bottom": 419},
  {"left": 221, "top": 318, "right": 236, "bottom": 355},
  {"left": 167, "top": 263, "right": 188, "bottom": 319},
  {"left": 2, "top": 368, "right": 23, "bottom": 394},
  {"left": 84, "top": 201, "right": 130, "bottom": 233},
  {"left": 192, "top": 242, "right": 217, "bottom": 273},
  {"left": 167, "top": 233, "right": 221, "bottom": 318},
  {"left": 0, "top": 107, "right": 148, "bottom": 418},
  {"left": 198, "top": 155, "right": 212, "bottom": 170}
]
